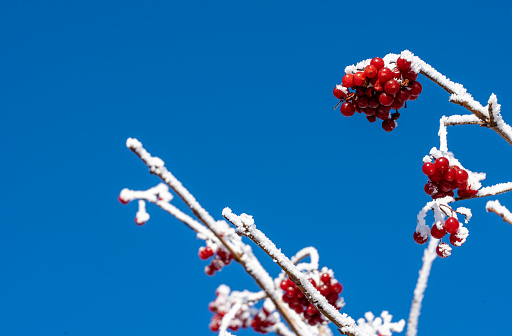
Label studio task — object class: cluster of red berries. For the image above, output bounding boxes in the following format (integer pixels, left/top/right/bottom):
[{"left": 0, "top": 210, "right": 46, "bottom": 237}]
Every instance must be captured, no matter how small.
[
  {"left": 280, "top": 271, "right": 343, "bottom": 326},
  {"left": 251, "top": 306, "right": 278, "bottom": 334},
  {"left": 208, "top": 286, "right": 251, "bottom": 332},
  {"left": 422, "top": 157, "right": 478, "bottom": 199},
  {"left": 199, "top": 245, "right": 234, "bottom": 276},
  {"left": 414, "top": 216, "right": 469, "bottom": 258},
  {"left": 333, "top": 56, "right": 422, "bottom": 132}
]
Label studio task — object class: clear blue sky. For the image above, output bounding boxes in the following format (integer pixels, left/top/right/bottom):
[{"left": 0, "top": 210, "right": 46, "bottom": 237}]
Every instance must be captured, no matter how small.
[{"left": 1, "top": 1, "right": 512, "bottom": 335}]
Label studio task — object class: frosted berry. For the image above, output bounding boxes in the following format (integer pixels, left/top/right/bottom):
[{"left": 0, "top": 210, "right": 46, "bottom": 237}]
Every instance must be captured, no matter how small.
[
  {"left": 118, "top": 194, "right": 129, "bottom": 204},
  {"left": 333, "top": 86, "right": 347, "bottom": 99},
  {"left": 436, "top": 242, "right": 452, "bottom": 258},
  {"left": 431, "top": 223, "right": 446, "bottom": 239},
  {"left": 424, "top": 182, "right": 438, "bottom": 196},
  {"left": 320, "top": 273, "right": 331, "bottom": 284},
  {"left": 444, "top": 217, "right": 460, "bottom": 234},
  {"left": 331, "top": 282, "right": 343, "bottom": 294},
  {"left": 413, "top": 231, "right": 428, "bottom": 245},
  {"left": 135, "top": 218, "right": 146, "bottom": 226}
]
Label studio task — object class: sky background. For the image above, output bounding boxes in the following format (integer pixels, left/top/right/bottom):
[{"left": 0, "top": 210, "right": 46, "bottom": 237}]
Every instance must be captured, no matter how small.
[{"left": 1, "top": 1, "right": 512, "bottom": 336}]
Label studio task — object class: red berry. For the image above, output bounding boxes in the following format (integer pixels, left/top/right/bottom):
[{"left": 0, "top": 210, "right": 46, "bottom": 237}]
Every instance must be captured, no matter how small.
[
  {"left": 449, "top": 233, "right": 464, "bottom": 246},
  {"left": 410, "top": 81, "right": 422, "bottom": 95},
  {"left": 327, "top": 293, "right": 339, "bottom": 304},
  {"left": 285, "top": 286, "right": 296, "bottom": 298},
  {"left": 422, "top": 162, "right": 436, "bottom": 175},
  {"left": 396, "top": 88, "right": 412, "bottom": 101},
  {"left": 402, "top": 70, "right": 418, "bottom": 81},
  {"left": 444, "top": 217, "right": 460, "bottom": 234},
  {"left": 379, "top": 92, "right": 394, "bottom": 106},
  {"left": 308, "top": 278, "right": 316, "bottom": 287},
  {"left": 364, "top": 64, "right": 378, "bottom": 78},
  {"left": 443, "top": 167, "right": 456, "bottom": 181},
  {"left": 319, "top": 285, "right": 330, "bottom": 296},
  {"left": 466, "top": 188, "right": 478, "bottom": 196},
  {"left": 413, "top": 231, "right": 428, "bottom": 245},
  {"left": 373, "top": 79, "right": 384, "bottom": 92},
  {"left": 436, "top": 242, "right": 452, "bottom": 258},
  {"left": 356, "top": 96, "right": 369, "bottom": 108},
  {"left": 364, "top": 108, "right": 377, "bottom": 117},
  {"left": 431, "top": 223, "right": 446, "bottom": 239},
  {"left": 378, "top": 67, "right": 393, "bottom": 83},
  {"left": 434, "top": 157, "right": 450, "bottom": 172},
  {"left": 320, "top": 273, "right": 331, "bottom": 284},
  {"left": 382, "top": 119, "right": 396, "bottom": 132},
  {"left": 280, "top": 280, "right": 288, "bottom": 290},
  {"left": 392, "top": 68, "right": 401, "bottom": 79},
  {"left": 376, "top": 110, "right": 389, "bottom": 120},
  {"left": 390, "top": 99, "right": 404, "bottom": 110},
  {"left": 424, "top": 181, "right": 438, "bottom": 196},
  {"left": 331, "top": 282, "right": 343, "bottom": 294},
  {"left": 429, "top": 171, "right": 443, "bottom": 183},
  {"left": 135, "top": 218, "right": 146, "bottom": 226},
  {"left": 342, "top": 74, "right": 354, "bottom": 87},
  {"left": 353, "top": 72, "right": 366, "bottom": 86},
  {"left": 205, "top": 265, "right": 215, "bottom": 276},
  {"left": 370, "top": 57, "right": 385, "bottom": 70},
  {"left": 409, "top": 95, "right": 419, "bottom": 101},
  {"left": 396, "top": 57, "right": 412, "bottom": 71},
  {"left": 455, "top": 169, "right": 469, "bottom": 183},
  {"left": 368, "top": 97, "right": 380, "bottom": 108},
  {"left": 377, "top": 104, "right": 391, "bottom": 113},
  {"left": 440, "top": 180, "right": 453, "bottom": 193},
  {"left": 384, "top": 79, "right": 400, "bottom": 95},
  {"left": 118, "top": 194, "right": 129, "bottom": 204},
  {"left": 333, "top": 85, "right": 347, "bottom": 99},
  {"left": 340, "top": 102, "right": 356, "bottom": 117},
  {"left": 367, "top": 115, "right": 377, "bottom": 123}
]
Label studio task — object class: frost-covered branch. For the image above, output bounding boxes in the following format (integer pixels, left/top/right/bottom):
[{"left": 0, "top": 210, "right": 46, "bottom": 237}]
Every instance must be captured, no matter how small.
[
  {"left": 456, "top": 182, "right": 512, "bottom": 201},
  {"left": 124, "top": 138, "right": 307, "bottom": 336},
  {"left": 357, "top": 311, "right": 405, "bottom": 336},
  {"left": 417, "top": 57, "right": 512, "bottom": 146},
  {"left": 222, "top": 208, "right": 369, "bottom": 336},
  {"left": 486, "top": 200, "right": 512, "bottom": 225},
  {"left": 406, "top": 237, "right": 438, "bottom": 336}
]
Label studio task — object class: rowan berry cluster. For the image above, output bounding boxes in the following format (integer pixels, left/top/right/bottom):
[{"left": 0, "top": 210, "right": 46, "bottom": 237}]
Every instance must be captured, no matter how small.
[
  {"left": 251, "top": 306, "right": 279, "bottom": 334},
  {"left": 280, "top": 269, "right": 343, "bottom": 326},
  {"left": 413, "top": 214, "right": 470, "bottom": 258},
  {"left": 208, "top": 286, "right": 251, "bottom": 332},
  {"left": 422, "top": 156, "right": 478, "bottom": 199},
  {"left": 333, "top": 56, "right": 422, "bottom": 132},
  {"left": 199, "top": 245, "right": 234, "bottom": 276}
]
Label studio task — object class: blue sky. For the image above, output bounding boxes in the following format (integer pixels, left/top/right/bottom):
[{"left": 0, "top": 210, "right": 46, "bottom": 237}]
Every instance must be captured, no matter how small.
[{"left": 1, "top": 1, "right": 512, "bottom": 335}]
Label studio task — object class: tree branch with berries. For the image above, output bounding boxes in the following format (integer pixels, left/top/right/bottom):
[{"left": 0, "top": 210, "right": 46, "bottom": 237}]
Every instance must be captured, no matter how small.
[{"left": 120, "top": 50, "right": 512, "bottom": 336}]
